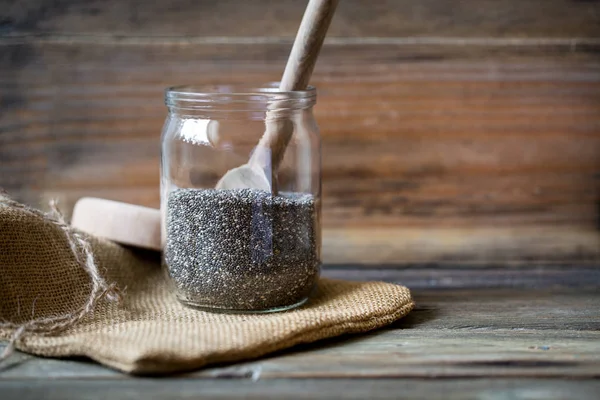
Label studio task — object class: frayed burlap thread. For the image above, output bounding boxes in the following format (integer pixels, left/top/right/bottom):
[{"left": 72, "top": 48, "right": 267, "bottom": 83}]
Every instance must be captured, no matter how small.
[
  {"left": 0, "top": 196, "right": 414, "bottom": 374},
  {"left": 0, "top": 195, "right": 121, "bottom": 360}
]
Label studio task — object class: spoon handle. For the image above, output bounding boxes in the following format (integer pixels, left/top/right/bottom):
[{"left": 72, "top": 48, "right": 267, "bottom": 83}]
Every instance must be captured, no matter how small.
[
  {"left": 252, "top": 0, "right": 339, "bottom": 190},
  {"left": 280, "top": 0, "right": 339, "bottom": 91}
]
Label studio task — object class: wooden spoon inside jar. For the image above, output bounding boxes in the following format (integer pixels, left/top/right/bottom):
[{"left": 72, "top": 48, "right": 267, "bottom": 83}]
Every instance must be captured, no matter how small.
[{"left": 215, "top": 0, "right": 339, "bottom": 194}]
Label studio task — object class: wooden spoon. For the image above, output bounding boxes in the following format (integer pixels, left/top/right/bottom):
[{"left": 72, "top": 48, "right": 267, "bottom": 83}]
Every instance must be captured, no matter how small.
[{"left": 216, "top": 0, "right": 339, "bottom": 194}]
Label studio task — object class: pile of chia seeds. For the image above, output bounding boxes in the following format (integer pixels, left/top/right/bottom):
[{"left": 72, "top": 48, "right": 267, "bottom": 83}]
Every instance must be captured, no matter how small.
[{"left": 165, "top": 188, "right": 320, "bottom": 311}]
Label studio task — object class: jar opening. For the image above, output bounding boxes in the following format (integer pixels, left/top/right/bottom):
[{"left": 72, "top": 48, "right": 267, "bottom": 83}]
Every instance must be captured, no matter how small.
[{"left": 165, "top": 83, "right": 316, "bottom": 112}]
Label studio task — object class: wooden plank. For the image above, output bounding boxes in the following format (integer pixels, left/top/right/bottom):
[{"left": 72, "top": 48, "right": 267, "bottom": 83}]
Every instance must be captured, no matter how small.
[
  {"left": 8, "top": 327, "right": 599, "bottom": 379},
  {"left": 191, "top": 330, "right": 600, "bottom": 379},
  {"left": 3, "top": 0, "right": 600, "bottom": 38},
  {"left": 0, "top": 379, "right": 599, "bottom": 400},
  {"left": 1, "top": 40, "right": 598, "bottom": 263},
  {"left": 1, "top": 330, "right": 599, "bottom": 378},
  {"left": 2, "top": 379, "right": 600, "bottom": 400},
  {"left": 323, "top": 228, "right": 600, "bottom": 264},
  {"left": 1, "top": 282, "right": 599, "bottom": 379},
  {"left": 399, "top": 289, "right": 600, "bottom": 331},
  {"left": 323, "top": 265, "right": 600, "bottom": 288}
]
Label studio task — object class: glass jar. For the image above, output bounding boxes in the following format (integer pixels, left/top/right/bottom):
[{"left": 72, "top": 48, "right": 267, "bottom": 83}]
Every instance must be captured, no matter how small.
[{"left": 160, "top": 84, "right": 321, "bottom": 313}]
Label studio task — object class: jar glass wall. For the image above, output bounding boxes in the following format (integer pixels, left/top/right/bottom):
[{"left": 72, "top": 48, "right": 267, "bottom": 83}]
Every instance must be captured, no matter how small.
[{"left": 160, "top": 84, "right": 321, "bottom": 313}]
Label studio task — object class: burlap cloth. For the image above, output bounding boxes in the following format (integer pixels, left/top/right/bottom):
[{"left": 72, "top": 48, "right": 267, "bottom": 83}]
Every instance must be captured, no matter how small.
[{"left": 0, "top": 195, "right": 413, "bottom": 374}]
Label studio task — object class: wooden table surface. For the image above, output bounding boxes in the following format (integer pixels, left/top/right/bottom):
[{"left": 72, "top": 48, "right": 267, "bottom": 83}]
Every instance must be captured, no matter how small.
[
  {"left": 1, "top": 265, "right": 599, "bottom": 399},
  {"left": 2, "top": 2, "right": 599, "bottom": 398},
  {"left": 3, "top": 0, "right": 600, "bottom": 268}
]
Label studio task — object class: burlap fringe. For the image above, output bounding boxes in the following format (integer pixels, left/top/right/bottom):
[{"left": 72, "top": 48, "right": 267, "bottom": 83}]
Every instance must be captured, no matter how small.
[{"left": 0, "top": 195, "right": 121, "bottom": 360}]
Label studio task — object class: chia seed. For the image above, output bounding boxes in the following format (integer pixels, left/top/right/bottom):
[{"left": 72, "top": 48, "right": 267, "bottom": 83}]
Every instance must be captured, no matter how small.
[{"left": 165, "top": 188, "right": 320, "bottom": 312}]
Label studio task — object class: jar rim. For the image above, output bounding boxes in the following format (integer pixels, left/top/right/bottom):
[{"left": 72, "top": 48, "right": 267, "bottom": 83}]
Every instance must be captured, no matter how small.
[
  {"left": 165, "top": 83, "right": 317, "bottom": 113},
  {"left": 165, "top": 83, "right": 317, "bottom": 112},
  {"left": 166, "top": 83, "right": 316, "bottom": 98}
]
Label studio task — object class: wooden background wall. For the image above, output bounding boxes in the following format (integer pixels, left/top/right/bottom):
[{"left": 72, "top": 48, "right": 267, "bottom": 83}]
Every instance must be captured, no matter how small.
[{"left": 1, "top": 0, "right": 599, "bottom": 265}]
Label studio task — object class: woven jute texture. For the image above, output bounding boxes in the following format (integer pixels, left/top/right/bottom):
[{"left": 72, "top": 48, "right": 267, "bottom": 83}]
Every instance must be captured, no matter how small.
[{"left": 0, "top": 196, "right": 414, "bottom": 374}]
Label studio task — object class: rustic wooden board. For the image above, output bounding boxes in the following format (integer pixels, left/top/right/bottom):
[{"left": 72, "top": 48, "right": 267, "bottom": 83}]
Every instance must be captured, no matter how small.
[
  {"left": 1, "top": 40, "right": 598, "bottom": 263},
  {"left": 1, "top": 0, "right": 599, "bottom": 264},
  {"left": 3, "top": 328, "right": 599, "bottom": 379},
  {"left": 1, "top": 266, "right": 599, "bottom": 398},
  {"left": 1, "top": 379, "right": 599, "bottom": 400},
  {"left": 323, "top": 265, "right": 600, "bottom": 288},
  {"left": 3, "top": 0, "right": 600, "bottom": 38}
]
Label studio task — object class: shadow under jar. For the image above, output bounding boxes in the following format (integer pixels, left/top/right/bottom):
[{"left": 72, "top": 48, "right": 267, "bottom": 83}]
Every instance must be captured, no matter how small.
[{"left": 160, "top": 84, "right": 321, "bottom": 313}]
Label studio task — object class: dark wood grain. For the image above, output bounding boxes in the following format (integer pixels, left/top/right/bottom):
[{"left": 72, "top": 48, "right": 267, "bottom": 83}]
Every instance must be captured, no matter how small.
[
  {"left": 2, "top": 0, "right": 599, "bottom": 38},
  {"left": 4, "top": 329, "right": 598, "bottom": 379},
  {"left": 322, "top": 265, "right": 600, "bottom": 289},
  {"left": 1, "top": 266, "right": 599, "bottom": 398},
  {"left": 1, "top": 379, "right": 599, "bottom": 400},
  {"left": 1, "top": 41, "right": 598, "bottom": 263},
  {"left": 1, "top": 0, "right": 599, "bottom": 264}
]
